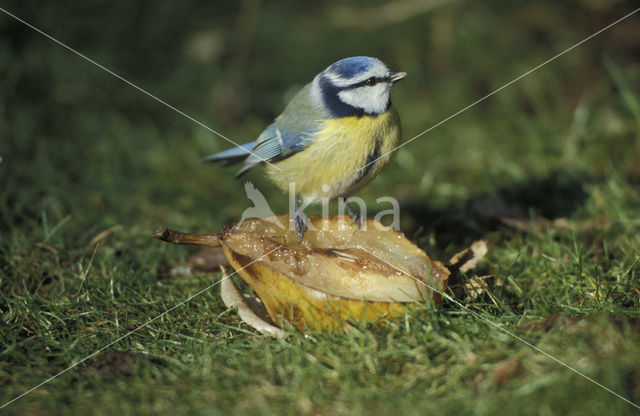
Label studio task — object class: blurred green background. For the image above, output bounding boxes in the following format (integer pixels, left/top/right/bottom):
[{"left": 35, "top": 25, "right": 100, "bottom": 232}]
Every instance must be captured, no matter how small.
[{"left": 1, "top": 1, "right": 639, "bottom": 415}]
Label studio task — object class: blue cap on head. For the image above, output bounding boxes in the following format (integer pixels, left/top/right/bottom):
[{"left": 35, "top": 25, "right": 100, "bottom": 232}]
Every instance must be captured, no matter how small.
[{"left": 330, "top": 56, "right": 381, "bottom": 79}]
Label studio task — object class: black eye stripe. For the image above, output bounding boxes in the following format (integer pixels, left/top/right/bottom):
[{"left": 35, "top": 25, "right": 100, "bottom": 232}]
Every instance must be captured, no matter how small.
[{"left": 343, "top": 76, "right": 389, "bottom": 90}]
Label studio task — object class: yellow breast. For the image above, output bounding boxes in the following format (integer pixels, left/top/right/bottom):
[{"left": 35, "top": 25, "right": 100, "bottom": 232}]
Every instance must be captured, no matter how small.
[{"left": 266, "top": 108, "right": 401, "bottom": 203}]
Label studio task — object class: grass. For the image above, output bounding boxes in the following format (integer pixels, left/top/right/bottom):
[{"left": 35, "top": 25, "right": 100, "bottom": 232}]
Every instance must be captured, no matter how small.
[{"left": 1, "top": 1, "right": 640, "bottom": 414}]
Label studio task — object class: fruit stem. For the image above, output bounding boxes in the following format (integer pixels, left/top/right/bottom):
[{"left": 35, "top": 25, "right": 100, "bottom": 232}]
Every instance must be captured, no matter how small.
[{"left": 153, "top": 226, "right": 222, "bottom": 247}]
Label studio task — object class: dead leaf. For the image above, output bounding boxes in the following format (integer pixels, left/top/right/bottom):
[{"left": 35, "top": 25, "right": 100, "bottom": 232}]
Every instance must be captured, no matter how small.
[
  {"left": 447, "top": 240, "right": 488, "bottom": 274},
  {"left": 188, "top": 247, "right": 228, "bottom": 271},
  {"left": 500, "top": 217, "right": 570, "bottom": 232},
  {"left": 446, "top": 241, "right": 497, "bottom": 300},
  {"left": 491, "top": 358, "right": 520, "bottom": 385},
  {"left": 448, "top": 275, "right": 505, "bottom": 300}
]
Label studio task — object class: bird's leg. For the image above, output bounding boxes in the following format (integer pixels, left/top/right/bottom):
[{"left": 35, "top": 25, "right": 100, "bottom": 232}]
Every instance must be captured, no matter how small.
[
  {"left": 342, "top": 198, "right": 363, "bottom": 230},
  {"left": 294, "top": 198, "right": 308, "bottom": 241}
]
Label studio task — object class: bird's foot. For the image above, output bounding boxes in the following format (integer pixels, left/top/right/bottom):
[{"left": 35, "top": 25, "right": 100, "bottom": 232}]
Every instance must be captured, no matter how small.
[
  {"left": 345, "top": 202, "right": 363, "bottom": 231},
  {"left": 294, "top": 209, "right": 308, "bottom": 242}
]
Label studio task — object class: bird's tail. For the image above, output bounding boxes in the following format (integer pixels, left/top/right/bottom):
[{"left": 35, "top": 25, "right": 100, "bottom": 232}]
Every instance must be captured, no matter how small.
[{"left": 201, "top": 142, "right": 256, "bottom": 166}]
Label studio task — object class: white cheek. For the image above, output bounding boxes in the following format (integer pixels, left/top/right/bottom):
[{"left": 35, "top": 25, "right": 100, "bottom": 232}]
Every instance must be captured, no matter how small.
[
  {"left": 310, "top": 76, "right": 323, "bottom": 107},
  {"left": 338, "top": 84, "right": 390, "bottom": 114}
]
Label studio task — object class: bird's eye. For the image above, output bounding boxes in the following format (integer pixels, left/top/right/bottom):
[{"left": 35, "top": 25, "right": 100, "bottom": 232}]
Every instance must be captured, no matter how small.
[{"left": 365, "top": 77, "right": 377, "bottom": 86}]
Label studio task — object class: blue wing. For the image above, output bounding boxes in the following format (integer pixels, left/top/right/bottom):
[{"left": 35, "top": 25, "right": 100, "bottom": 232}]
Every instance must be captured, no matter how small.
[
  {"left": 202, "top": 83, "right": 326, "bottom": 177},
  {"left": 236, "top": 123, "right": 314, "bottom": 177},
  {"left": 201, "top": 142, "right": 256, "bottom": 165}
]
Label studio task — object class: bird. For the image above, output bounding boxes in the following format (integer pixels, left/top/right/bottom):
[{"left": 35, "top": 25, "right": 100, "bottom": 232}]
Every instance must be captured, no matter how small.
[{"left": 203, "top": 56, "right": 406, "bottom": 240}]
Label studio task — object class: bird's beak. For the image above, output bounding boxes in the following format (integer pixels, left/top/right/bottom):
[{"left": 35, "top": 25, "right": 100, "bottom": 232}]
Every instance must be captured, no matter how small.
[{"left": 389, "top": 71, "right": 407, "bottom": 84}]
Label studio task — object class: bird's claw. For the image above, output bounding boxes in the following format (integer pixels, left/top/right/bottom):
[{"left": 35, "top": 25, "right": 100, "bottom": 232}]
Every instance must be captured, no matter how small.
[
  {"left": 345, "top": 202, "right": 362, "bottom": 231},
  {"left": 294, "top": 209, "right": 308, "bottom": 242},
  {"left": 352, "top": 214, "right": 363, "bottom": 230}
]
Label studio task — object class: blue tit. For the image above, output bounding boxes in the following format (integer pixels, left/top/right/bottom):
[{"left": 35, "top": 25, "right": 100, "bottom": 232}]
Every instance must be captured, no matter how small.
[{"left": 203, "top": 56, "right": 406, "bottom": 239}]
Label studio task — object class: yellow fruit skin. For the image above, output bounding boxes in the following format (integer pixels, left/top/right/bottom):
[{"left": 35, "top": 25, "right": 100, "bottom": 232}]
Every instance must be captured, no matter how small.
[
  {"left": 223, "top": 248, "right": 409, "bottom": 331},
  {"left": 218, "top": 215, "right": 449, "bottom": 332}
]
